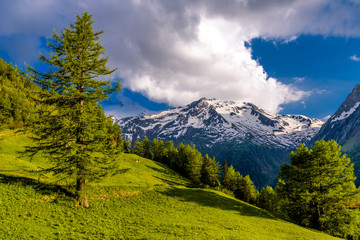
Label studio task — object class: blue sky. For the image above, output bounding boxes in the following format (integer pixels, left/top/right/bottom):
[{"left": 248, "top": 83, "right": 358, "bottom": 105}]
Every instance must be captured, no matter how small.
[
  {"left": 251, "top": 36, "right": 360, "bottom": 119},
  {"left": 1, "top": 1, "right": 360, "bottom": 120}
]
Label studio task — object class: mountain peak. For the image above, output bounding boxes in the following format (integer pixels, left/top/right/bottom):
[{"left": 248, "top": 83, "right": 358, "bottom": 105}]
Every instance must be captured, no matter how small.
[
  {"left": 119, "top": 98, "right": 323, "bottom": 148},
  {"left": 118, "top": 98, "right": 323, "bottom": 188},
  {"left": 312, "top": 84, "right": 360, "bottom": 148},
  {"left": 329, "top": 84, "right": 360, "bottom": 123}
]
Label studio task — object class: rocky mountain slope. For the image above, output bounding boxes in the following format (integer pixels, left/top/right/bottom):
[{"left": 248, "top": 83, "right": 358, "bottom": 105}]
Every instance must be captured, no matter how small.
[
  {"left": 118, "top": 98, "right": 323, "bottom": 187},
  {"left": 312, "top": 84, "right": 360, "bottom": 150},
  {"left": 312, "top": 84, "right": 360, "bottom": 184}
]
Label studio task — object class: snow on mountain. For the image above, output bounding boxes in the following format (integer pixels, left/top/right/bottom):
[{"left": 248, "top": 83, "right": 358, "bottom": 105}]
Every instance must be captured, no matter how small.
[
  {"left": 118, "top": 97, "right": 324, "bottom": 188},
  {"left": 331, "top": 102, "right": 360, "bottom": 123},
  {"left": 313, "top": 84, "right": 360, "bottom": 147},
  {"left": 118, "top": 98, "right": 323, "bottom": 148}
]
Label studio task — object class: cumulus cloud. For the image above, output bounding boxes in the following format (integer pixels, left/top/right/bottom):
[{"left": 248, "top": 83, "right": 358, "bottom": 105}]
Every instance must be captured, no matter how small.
[{"left": 1, "top": 0, "right": 360, "bottom": 113}]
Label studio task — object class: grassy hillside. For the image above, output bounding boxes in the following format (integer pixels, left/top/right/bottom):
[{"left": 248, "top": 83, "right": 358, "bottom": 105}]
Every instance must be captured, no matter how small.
[{"left": 0, "top": 130, "right": 341, "bottom": 239}]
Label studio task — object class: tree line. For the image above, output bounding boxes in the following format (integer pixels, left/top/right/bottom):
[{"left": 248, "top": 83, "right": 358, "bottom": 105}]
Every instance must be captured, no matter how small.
[
  {"left": 131, "top": 136, "right": 259, "bottom": 204},
  {"left": 131, "top": 136, "right": 360, "bottom": 238}
]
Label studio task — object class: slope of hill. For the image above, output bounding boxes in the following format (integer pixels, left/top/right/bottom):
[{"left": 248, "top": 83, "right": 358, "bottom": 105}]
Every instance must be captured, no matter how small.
[
  {"left": 118, "top": 98, "right": 323, "bottom": 187},
  {"left": 0, "top": 130, "right": 339, "bottom": 239}
]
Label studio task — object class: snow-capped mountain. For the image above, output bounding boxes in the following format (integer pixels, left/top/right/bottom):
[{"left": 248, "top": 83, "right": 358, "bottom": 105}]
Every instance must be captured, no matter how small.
[
  {"left": 119, "top": 98, "right": 323, "bottom": 148},
  {"left": 313, "top": 84, "right": 360, "bottom": 150},
  {"left": 118, "top": 98, "right": 323, "bottom": 188}
]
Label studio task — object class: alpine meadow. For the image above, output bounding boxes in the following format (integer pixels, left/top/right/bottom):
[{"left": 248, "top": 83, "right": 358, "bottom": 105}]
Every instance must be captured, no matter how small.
[{"left": 1, "top": 11, "right": 360, "bottom": 240}]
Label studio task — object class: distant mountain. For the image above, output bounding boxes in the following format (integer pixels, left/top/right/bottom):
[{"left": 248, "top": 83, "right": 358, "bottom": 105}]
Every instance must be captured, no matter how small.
[
  {"left": 118, "top": 98, "right": 323, "bottom": 187},
  {"left": 312, "top": 84, "right": 360, "bottom": 149},
  {"left": 311, "top": 84, "right": 360, "bottom": 184}
]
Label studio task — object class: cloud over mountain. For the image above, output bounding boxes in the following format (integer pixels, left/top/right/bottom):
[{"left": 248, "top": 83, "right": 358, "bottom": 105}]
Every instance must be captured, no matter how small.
[{"left": 1, "top": 0, "right": 360, "bottom": 112}]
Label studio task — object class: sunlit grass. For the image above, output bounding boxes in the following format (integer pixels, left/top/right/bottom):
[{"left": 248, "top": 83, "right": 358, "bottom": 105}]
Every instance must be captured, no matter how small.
[{"left": 0, "top": 130, "right": 341, "bottom": 239}]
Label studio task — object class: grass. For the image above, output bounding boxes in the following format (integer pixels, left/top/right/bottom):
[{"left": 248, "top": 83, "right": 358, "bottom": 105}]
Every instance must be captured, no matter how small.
[{"left": 0, "top": 130, "right": 342, "bottom": 239}]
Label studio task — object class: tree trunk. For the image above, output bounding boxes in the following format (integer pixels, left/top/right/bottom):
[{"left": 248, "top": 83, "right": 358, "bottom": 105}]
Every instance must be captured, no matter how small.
[
  {"left": 76, "top": 81, "right": 89, "bottom": 207},
  {"left": 76, "top": 177, "right": 89, "bottom": 208}
]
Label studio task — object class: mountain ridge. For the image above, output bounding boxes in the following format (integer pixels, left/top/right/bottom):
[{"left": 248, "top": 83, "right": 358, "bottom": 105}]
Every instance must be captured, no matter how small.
[
  {"left": 118, "top": 98, "right": 323, "bottom": 187},
  {"left": 311, "top": 84, "right": 360, "bottom": 185},
  {"left": 119, "top": 98, "right": 323, "bottom": 148},
  {"left": 312, "top": 84, "right": 360, "bottom": 149}
]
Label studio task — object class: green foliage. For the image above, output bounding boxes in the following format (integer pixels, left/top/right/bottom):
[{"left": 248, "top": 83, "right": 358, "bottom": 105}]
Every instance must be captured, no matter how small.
[
  {"left": 151, "top": 138, "right": 166, "bottom": 162},
  {"left": 177, "top": 143, "right": 203, "bottom": 184},
  {"left": 141, "top": 136, "right": 153, "bottom": 159},
  {"left": 257, "top": 186, "right": 276, "bottom": 212},
  {"left": 235, "top": 175, "right": 259, "bottom": 204},
  {"left": 0, "top": 58, "right": 41, "bottom": 129},
  {"left": 132, "top": 138, "right": 259, "bottom": 204},
  {"left": 221, "top": 159, "right": 232, "bottom": 190},
  {"left": 200, "top": 154, "right": 220, "bottom": 188},
  {"left": 131, "top": 136, "right": 153, "bottom": 159},
  {"left": 0, "top": 130, "right": 342, "bottom": 240},
  {"left": 25, "top": 12, "right": 120, "bottom": 207},
  {"left": 165, "top": 141, "right": 178, "bottom": 167},
  {"left": 278, "top": 140, "right": 360, "bottom": 238}
]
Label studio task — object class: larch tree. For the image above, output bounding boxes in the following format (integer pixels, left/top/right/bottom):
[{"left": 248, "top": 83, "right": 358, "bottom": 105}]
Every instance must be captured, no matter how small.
[
  {"left": 25, "top": 12, "right": 120, "bottom": 207},
  {"left": 235, "top": 174, "right": 258, "bottom": 204},
  {"left": 200, "top": 154, "right": 220, "bottom": 188},
  {"left": 151, "top": 138, "right": 166, "bottom": 162},
  {"left": 257, "top": 186, "right": 275, "bottom": 212},
  {"left": 278, "top": 140, "right": 359, "bottom": 238}
]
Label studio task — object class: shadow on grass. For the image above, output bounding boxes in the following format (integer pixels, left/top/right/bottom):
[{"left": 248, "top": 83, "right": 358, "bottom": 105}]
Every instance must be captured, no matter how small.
[
  {"left": 0, "top": 173, "right": 75, "bottom": 198},
  {"left": 162, "top": 187, "right": 275, "bottom": 219},
  {"left": 146, "top": 163, "right": 189, "bottom": 187}
]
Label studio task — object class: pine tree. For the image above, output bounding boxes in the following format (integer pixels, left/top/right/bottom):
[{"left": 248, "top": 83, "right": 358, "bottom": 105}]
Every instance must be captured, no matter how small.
[
  {"left": 200, "top": 154, "right": 220, "bottom": 187},
  {"left": 123, "top": 139, "right": 131, "bottom": 153},
  {"left": 278, "top": 140, "right": 359, "bottom": 237},
  {"left": 257, "top": 186, "right": 275, "bottom": 212},
  {"left": 165, "top": 141, "right": 177, "bottom": 167},
  {"left": 152, "top": 138, "right": 166, "bottom": 162},
  {"left": 132, "top": 140, "right": 142, "bottom": 156},
  {"left": 235, "top": 175, "right": 258, "bottom": 203},
  {"left": 25, "top": 12, "right": 120, "bottom": 207},
  {"left": 222, "top": 159, "right": 231, "bottom": 189},
  {"left": 222, "top": 160, "right": 237, "bottom": 191},
  {"left": 141, "top": 136, "right": 153, "bottom": 160}
]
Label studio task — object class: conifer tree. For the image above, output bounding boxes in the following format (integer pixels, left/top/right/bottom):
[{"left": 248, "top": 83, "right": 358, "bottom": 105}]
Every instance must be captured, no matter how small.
[
  {"left": 151, "top": 138, "right": 166, "bottom": 162},
  {"left": 141, "top": 136, "right": 153, "bottom": 160},
  {"left": 257, "top": 186, "right": 275, "bottom": 212},
  {"left": 222, "top": 160, "right": 237, "bottom": 191},
  {"left": 200, "top": 154, "right": 220, "bottom": 187},
  {"left": 235, "top": 175, "right": 258, "bottom": 203},
  {"left": 165, "top": 141, "right": 177, "bottom": 167},
  {"left": 25, "top": 12, "right": 120, "bottom": 207},
  {"left": 222, "top": 159, "right": 231, "bottom": 189},
  {"left": 278, "top": 140, "right": 359, "bottom": 237},
  {"left": 123, "top": 139, "right": 131, "bottom": 153}
]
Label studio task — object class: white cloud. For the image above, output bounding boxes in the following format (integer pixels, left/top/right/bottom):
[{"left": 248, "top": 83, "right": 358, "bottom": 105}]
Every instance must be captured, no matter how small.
[
  {"left": 350, "top": 54, "right": 360, "bottom": 61},
  {"left": 293, "top": 77, "right": 306, "bottom": 83},
  {"left": 1, "top": 0, "right": 360, "bottom": 113}
]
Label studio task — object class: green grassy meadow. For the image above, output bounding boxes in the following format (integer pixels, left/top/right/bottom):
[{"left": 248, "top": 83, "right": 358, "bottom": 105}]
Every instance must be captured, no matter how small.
[{"left": 0, "top": 130, "right": 341, "bottom": 239}]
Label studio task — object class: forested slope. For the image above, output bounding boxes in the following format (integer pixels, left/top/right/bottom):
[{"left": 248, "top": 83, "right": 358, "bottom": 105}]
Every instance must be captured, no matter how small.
[{"left": 0, "top": 58, "right": 40, "bottom": 129}]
